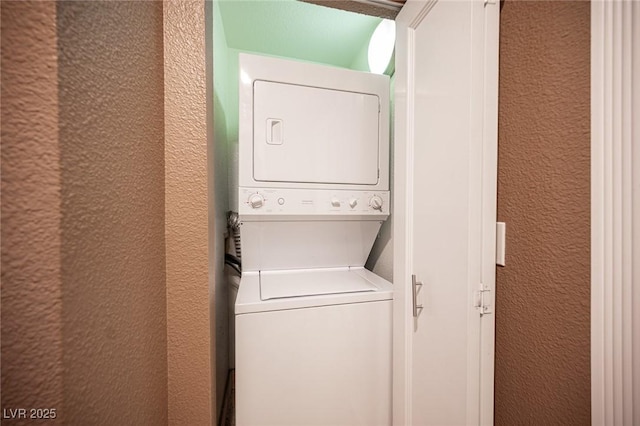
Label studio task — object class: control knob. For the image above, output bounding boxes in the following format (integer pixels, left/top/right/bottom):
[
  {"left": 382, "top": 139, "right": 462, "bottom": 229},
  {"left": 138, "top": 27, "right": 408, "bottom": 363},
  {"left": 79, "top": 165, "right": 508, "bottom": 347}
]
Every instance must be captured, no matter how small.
[
  {"left": 248, "top": 193, "right": 265, "bottom": 209},
  {"left": 369, "top": 195, "right": 383, "bottom": 211}
]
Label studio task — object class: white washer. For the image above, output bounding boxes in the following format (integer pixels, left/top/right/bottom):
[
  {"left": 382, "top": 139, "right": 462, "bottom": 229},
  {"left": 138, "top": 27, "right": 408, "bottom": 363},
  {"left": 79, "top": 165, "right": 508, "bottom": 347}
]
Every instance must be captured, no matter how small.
[
  {"left": 234, "top": 54, "right": 392, "bottom": 426},
  {"left": 236, "top": 268, "right": 392, "bottom": 426}
]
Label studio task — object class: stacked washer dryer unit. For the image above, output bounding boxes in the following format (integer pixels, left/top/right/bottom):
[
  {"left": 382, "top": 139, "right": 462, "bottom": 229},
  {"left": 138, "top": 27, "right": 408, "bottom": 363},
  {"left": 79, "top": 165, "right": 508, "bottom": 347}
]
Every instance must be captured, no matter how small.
[{"left": 235, "top": 53, "right": 392, "bottom": 426}]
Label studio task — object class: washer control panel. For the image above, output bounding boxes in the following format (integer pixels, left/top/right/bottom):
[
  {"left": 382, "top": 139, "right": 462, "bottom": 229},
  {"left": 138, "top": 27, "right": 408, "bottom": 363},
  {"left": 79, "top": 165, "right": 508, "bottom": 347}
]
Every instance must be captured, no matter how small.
[{"left": 239, "top": 188, "right": 390, "bottom": 216}]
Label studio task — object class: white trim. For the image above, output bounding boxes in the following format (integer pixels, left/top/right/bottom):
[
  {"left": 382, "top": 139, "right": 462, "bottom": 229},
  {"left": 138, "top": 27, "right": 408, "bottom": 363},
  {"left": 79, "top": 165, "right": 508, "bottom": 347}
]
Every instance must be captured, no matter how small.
[
  {"left": 479, "top": 2, "right": 499, "bottom": 424},
  {"left": 591, "top": 1, "right": 640, "bottom": 425},
  {"left": 392, "top": 2, "right": 437, "bottom": 424},
  {"left": 393, "top": 1, "right": 498, "bottom": 424}
]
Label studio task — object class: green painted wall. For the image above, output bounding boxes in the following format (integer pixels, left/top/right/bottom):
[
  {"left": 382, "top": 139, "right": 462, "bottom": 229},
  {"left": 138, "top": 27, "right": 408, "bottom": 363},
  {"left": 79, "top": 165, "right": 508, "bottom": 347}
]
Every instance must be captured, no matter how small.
[{"left": 218, "top": 0, "right": 380, "bottom": 69}]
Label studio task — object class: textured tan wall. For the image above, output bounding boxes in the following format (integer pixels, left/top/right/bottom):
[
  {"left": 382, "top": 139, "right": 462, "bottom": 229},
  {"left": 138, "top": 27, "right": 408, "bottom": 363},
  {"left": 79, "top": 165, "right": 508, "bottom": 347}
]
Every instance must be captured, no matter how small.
[
  {"left": 164, "top": 1, "right": 214, "bottom": 424},
  {"left": 2, "top": 2, "right": 213, "bottom": 424},
  {"left": 495, "top": 1, "right": 590, "bottom": 424},
  {"left": 1, "top": 2, "right": 64, "bottom": 423},
  {"left": 56, "top": 2, "right": 168, "bottom": 424}
]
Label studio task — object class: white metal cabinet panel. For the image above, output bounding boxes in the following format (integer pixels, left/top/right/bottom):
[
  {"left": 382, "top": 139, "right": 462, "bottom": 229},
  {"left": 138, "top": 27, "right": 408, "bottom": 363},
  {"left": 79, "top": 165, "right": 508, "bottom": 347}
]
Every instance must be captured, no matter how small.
[
  {"left": 235, "top": 300, "right": 392, "bottom": 426},
  {"left": 253, "top": 81, "right": 380, "bottom": 185},
  {"left": 393, "top": 0, "right": 499, "bottom": 425},
  {"left": 240, "top": 220, "right": 383, "bottom": 271}
]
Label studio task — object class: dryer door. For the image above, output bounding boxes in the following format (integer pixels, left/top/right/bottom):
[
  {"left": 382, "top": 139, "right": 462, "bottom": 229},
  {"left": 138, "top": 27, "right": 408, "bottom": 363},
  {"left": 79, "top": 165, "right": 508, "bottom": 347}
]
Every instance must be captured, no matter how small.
[{"left": 253, "top": 81, "right": 380, "bottom": 185}]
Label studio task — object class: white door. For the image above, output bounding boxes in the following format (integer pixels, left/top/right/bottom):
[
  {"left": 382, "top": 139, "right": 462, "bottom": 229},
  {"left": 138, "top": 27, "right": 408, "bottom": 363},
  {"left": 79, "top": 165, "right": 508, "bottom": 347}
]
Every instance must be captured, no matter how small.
[{"left": 393, "top": 0, "right": 499, "bottom": 425}]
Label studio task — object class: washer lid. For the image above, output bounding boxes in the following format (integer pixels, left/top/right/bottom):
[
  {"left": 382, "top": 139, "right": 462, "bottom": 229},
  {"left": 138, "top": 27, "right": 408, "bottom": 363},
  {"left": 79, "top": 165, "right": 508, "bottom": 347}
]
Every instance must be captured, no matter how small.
[
  {"left": 260, "top": 268, "right": 377, "bottom": 300},
  {"left": 236, "top": 268, "right": 393, "bottom": 314}
]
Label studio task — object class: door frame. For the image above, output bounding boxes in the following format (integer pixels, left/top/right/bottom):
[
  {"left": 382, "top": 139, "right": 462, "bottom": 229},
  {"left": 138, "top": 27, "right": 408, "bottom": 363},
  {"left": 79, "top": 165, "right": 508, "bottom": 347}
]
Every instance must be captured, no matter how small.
[{"left": 392, "top": 0, "right": 500, "bottom": 424}]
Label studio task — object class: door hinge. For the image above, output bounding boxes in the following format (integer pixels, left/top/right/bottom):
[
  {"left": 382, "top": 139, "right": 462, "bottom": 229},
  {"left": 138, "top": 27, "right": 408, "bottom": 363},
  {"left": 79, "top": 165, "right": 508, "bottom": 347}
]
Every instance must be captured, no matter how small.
[
  {"left": 484, "top": 0, "right": 497, "bottom": 5},
  {"left": 474, "top": 283, "right": 492, "bottom": 316}
]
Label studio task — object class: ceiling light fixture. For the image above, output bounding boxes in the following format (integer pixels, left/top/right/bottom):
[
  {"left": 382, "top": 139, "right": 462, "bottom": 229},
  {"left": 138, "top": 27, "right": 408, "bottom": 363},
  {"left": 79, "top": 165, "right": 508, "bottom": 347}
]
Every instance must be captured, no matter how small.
[{"left": 367, "top": 19, "right": 396, "bottom": 75}]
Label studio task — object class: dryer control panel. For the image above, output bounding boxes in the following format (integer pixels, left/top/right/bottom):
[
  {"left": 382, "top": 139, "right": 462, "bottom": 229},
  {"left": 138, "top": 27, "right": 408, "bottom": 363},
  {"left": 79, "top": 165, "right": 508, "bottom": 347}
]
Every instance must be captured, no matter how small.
[{"left": 238, "top": 188, "right": 390, "bottom": 217}]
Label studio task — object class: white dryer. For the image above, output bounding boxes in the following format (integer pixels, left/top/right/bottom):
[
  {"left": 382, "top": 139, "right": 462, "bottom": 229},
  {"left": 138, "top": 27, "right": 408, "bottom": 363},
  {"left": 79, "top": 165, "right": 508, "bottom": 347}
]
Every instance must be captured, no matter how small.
[{"left": 235, "top": 53, "right": 392, "bottom": 426}]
